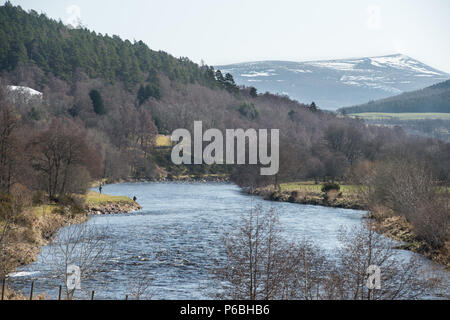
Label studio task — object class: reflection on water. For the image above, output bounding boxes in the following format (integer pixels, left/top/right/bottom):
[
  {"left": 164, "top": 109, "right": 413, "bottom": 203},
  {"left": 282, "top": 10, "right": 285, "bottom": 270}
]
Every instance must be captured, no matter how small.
[{"left": 9, "top": 182, "right": 447, "bottom": 299}]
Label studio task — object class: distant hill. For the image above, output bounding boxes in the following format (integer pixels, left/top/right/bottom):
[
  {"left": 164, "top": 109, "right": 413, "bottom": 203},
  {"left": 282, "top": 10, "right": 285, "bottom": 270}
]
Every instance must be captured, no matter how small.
[
  {"left": 216, "top": 55, "right": 450, "bottom": 110},
  {"left": 339, "top": 79, "right": 450, "bottom": 114}
]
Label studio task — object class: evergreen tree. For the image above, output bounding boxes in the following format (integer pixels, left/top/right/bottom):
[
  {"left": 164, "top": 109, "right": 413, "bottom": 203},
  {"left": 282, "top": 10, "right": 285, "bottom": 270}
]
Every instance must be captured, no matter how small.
[
  {"left": 0, "top": 4, "right": 225, "bottom": 90},
  {"left": 89, "top": 89, "right": 106, "bottom": 115},
  {"left": 215, "top": 70, "right": 225, "bottom": 85}
]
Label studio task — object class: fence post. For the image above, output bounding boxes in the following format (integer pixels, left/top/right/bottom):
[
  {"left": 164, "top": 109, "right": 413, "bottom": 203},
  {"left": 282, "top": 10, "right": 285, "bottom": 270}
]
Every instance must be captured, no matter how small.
[
  {"left": 91, "top": 290, "right": 95, "bottom": 300},
  {"left": 29, "top": 281, "right": 34, "bottom": 301},
  {"left": 1, "top": 278, "right": 5, "bottom": 300},
  {"left": 58, "top": 285, "right": 62, "bottom": 300}
]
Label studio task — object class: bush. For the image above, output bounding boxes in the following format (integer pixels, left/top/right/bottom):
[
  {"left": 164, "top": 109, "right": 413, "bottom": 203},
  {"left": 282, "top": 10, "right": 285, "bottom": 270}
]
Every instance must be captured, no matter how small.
[
  {"left": 411, "top": 199, "right": 448, "bottom": 249},
  {"left": 321, "top": 182, "right": 341, "bottom": 193},
  {"left": 237, "top": 102, "right": 259, "bottom": 120},
  {"left": 57, "top": 194, "right": 86, "bottom": 214},
  {"left": 32, "top": 190, "right": 47, "bottom": 206}
]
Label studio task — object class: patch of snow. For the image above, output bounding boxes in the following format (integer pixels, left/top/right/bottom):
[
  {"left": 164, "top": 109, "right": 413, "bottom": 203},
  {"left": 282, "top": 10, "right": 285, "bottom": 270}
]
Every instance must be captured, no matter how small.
[
  {"left": 305, "top": 61, "right": 355, "bottom": 71},
  {"left": 241, "top": 71, "right": 273, "bottom": 78},
  {"left": 340, "top": 75, "right": 386, "bottom": 82},
  {"left": 290, "top": 69, "right": 313, "bottom": 73},
  {"left": 370, "top": 56, "right": 442, "bottom": 75}
]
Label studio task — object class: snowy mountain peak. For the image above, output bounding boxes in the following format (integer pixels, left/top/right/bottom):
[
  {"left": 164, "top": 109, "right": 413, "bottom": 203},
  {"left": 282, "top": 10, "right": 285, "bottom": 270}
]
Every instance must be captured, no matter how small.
[{"left": 217, "top": 55, "right": 449, "bottom": 109}]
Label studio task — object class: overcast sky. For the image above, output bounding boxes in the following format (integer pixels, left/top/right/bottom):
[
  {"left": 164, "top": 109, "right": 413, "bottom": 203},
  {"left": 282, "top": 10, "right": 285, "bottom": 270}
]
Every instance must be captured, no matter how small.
[{"left": 7, "top": 0, "right": 450, "bottom": 73}]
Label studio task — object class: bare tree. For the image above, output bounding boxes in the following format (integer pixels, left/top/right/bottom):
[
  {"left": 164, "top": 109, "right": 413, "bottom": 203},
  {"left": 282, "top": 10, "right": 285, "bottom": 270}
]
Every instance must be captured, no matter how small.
[
  {"left": 331, "top": 222, "right": 439, "bottom": 300},
  {"left": 27, "top": 118, "right": 102, "bottom": 199},
  {"left": 0, "top": 193, "right": 24, "bottom": 279},
  {"left": 212, "top": 206, "right": 286, "bottom": 300},
  {"left": 360, "top": 160, "right": 449, "bottom": 249},
  {"left": 212, "top": 207, "right": 332, "bottom": 300},
  {"left": 126, "top": 269, "right": 154, "bottom": 300},
  {"left": 277, "top": 239, "right": 330, "bottom": 300},
  {"left": 43, "top": 222, "right": 114, "bottom": 300},
  {"left": 212, "top": 206, "right": 441, "bottom": 300},
  {"left": 0, "top": 105, "right": 21, "bottom": 193}
]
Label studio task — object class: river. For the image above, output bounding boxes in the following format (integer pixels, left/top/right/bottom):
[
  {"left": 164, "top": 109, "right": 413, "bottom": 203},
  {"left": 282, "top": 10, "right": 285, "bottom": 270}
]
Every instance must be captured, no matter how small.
[{"left": 8, "top": 182, "right": 447, "bottom": 299}]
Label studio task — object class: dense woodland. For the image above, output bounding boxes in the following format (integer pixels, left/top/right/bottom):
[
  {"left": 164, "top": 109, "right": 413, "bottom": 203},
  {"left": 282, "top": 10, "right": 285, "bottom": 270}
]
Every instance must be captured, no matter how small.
[
  {"left": 339, "top": 79, "right": 450, "bottom": 114},
  {"left": 0, "top": 3, "right": 449, "bottom": 278}
]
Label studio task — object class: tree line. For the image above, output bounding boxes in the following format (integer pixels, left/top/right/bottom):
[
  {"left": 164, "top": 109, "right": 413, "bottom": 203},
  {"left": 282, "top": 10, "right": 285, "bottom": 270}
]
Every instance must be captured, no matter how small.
[{"left": 339, "top": 79, "right": 450, "bottom": 114}]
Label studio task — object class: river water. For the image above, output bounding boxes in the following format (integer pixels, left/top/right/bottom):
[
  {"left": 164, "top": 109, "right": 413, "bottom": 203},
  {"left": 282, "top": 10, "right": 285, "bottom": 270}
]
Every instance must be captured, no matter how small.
[{"left": 8, "top": 182, "right": 447, "bottom": 299}]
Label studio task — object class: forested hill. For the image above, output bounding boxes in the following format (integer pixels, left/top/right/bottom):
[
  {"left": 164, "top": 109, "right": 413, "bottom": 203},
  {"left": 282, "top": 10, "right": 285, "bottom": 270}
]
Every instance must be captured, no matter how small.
[
  {"left": 339, "top": 79, "right": 450, "bottom": 114},
  {"left": 0, "top": 2, "right": 222, "bottom": 90}
]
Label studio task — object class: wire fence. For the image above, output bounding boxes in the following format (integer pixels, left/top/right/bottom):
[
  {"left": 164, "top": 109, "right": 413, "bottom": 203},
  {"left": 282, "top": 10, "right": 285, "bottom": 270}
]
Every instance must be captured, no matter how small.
[{"left": 0, "top": 278, "right": 131, "bottom": 301}]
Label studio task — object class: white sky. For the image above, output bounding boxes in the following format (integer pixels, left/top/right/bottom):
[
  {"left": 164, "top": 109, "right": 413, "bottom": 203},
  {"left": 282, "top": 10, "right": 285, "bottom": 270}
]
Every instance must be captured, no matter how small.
[{"left": 7, "top": 0, "right": 450, "bottom": 73}]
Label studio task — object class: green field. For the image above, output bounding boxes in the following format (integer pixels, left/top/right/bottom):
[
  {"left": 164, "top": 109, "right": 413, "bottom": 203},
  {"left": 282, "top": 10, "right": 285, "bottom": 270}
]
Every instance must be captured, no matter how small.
[
  {"left": 85, "top": 191, "right": 135, "bottom": 206},
  {"left": 156, "top": 135, "right": 172, "bottom": 147},
  {"left": 349, "top": 113, "right": 450, "bottom": 121}
]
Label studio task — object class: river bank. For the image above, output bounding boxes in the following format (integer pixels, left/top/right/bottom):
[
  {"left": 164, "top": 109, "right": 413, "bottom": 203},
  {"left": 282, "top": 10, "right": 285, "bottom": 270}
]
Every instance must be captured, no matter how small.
[
  {"left": 5, "top": 182, "right": 371, "bottom": 299},
  {"left": 5, "top": 182, "right": 448, "bottom": 300},
  {"left": 249, "top": 183, "right": 449, "bottom": 269},
  {"left": 1, "top": 192, "right": 140, "bottom": 300},
  {"left": 250, "top": 184, "right": 363, "bottom": 210}
]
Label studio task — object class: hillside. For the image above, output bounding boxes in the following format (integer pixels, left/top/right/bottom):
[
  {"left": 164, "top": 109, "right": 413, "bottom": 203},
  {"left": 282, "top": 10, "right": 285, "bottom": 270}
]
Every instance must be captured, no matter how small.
[
  {"left": 0, "top": 2, "right": 222, "bottom": 90},
  {"left": 0, "top": 2, "right": 448, "bottom": 189},
  {"left": 339, "top": 79, "right": 450, "bottom": 114},
  {"left": 216, "top": 55, "right": 449, "bottom": 110}
]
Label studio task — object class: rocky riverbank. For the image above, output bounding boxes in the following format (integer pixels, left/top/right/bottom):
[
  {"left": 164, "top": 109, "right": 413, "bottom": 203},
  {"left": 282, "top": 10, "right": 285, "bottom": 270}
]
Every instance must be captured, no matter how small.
[
  {"left": 86, "top": 201, "right": 142, "bottom": 215},
  {"left": 85, "top": 191, "right": 142, "bottom": 215},
  {"left": 94, "top": 174, "right": 231, "bottom": 186},
  {"left": 250, "top": 186, "right": 363, "bottom": 210}
]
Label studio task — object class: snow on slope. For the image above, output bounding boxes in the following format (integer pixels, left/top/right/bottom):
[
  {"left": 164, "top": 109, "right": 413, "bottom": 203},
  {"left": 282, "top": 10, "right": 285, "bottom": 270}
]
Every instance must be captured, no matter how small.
[{"left": 216, "top": 54, "right": 449, "bottom": 110}]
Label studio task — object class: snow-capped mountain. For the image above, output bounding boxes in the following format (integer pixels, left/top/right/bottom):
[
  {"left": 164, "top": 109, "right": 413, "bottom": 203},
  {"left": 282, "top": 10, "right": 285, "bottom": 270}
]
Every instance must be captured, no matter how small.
[{"left": 216, "top": 54, "right": 450, "bottom": 110}]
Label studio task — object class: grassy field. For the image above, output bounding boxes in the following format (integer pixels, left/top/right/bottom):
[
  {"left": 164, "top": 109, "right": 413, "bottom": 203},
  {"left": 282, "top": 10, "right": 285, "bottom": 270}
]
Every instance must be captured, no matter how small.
[
  {"left": 280, "top": 181, "right": 358, "bottom": 194},
  {"left": 85, "top": 191, "right": 135, "bottom": 206},
  {"left": 25, "top": 192, "right": 136, "bottom": 216},
  {"left": 349, "top": 113, "right": 450, "bottom": 121},
  {"left": 156, "top": 135, "right": 172, "bottom": 147},
  {"left": 31, "top": 204, "right": 59, "bottom": 217}
]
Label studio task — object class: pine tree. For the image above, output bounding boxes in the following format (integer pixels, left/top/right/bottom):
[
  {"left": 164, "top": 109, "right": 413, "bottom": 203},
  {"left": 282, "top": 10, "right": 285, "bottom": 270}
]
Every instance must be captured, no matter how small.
[{"left": 89, "top": 89, "right": 106, "bottom": 115}]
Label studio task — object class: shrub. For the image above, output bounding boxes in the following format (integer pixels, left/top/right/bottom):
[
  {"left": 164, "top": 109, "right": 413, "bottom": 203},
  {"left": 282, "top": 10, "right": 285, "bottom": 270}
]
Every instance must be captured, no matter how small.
[
  {"left": 411, "top": 199, "right": 448, "bottom": 249},
  {"left": 32, "top": 190, "right": 47, "bottom": 206},
  {"left": 321, "top": 182, "right": 341, "bottom": 193},
  {"left": 57, "top": 194, "right": 86, "bottom": 214},
  {"left": 237, "top": 102, "right": 259, "bottom": 120}
]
